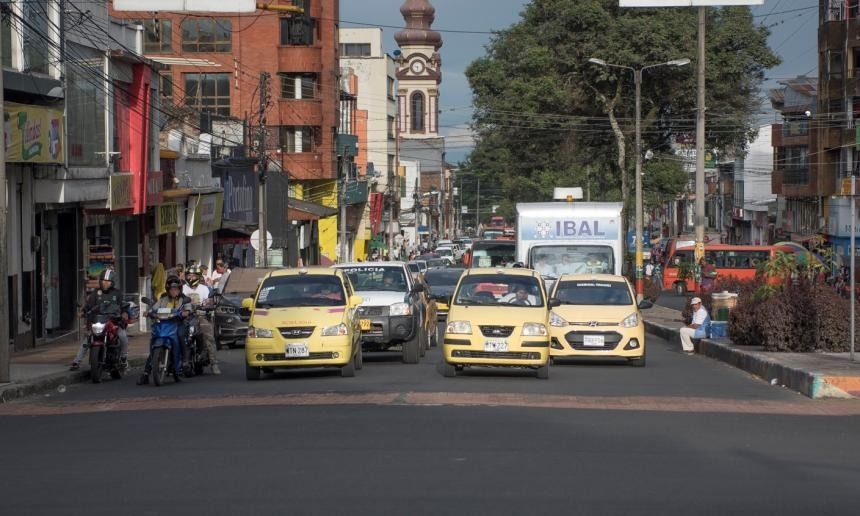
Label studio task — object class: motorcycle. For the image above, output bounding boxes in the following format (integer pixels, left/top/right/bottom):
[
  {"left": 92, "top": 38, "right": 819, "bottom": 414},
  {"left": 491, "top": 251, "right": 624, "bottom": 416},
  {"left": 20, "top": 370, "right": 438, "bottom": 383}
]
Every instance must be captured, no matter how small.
[
  {"left": 185, "top": 306, "right": 214, "bottom": 377},
  {"left": 141, "top": 297, "right": 184, "bottom": 386},
  {"left": 87, "top": 312, "right": 124, "bottom": 384}
]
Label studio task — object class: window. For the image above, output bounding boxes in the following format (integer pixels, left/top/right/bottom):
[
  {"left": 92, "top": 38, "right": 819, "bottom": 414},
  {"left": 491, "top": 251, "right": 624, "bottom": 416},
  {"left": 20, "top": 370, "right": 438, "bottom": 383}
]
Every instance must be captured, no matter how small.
[
  {"left": 410, "top": 91, "right": 425, "bottom": 131},
  {"left": 1, "top": 1, "right": 11, "bottom": 68},
  {"left": 256, "top": 275, "right": 347, "bottom": 308},
  {"left": 387, "top": 76, "right": 396, "bottom": 100},
  {"left": 340, "top": 43, "right": 371, "bottom": 57},
  {"left": 827, "top": 49, "right": 843, "bottom": 80},
  {"left": 554, "top": 281, "right": 633, "bottom": 306},
  {"left": 181, "top": 18, "right": 232, "bottom": 52},
  {"left": 142, "top": 19, "right": 172, "bottom": 53},
  {"left": 67, "top": 44, "right": 106, "bottom": 166},
  {"left": 22, "top": 0, "right": 50, "bottom": 74},
  {"left": 453, "top": 274, "right": 544, "bottom": 307},
  {"left": 387, "top": 154, "right": 395, "bottom": 177},
  {"left": 280, "top": 16, "right": 315, "bottom": 45},
  {"left": 279, "top": 73, "right": 319, "bottom": 99},
  {"left": 782, "top": 116, "right": 809, "bottom": 137},
  {"left": 782, "top": 145, "right": 808, "bottom": 186},
  {"left": 184, "top": 73, "right": 231, "bottom": 116},
  {"left": 388, "top": 116, "right": 396, "bottom": 139},
  {"left": 159, "top": 72, "right": 174, "bottom": 105},
  {"left": 280, "top": 126, "right": 319, "bottom": 153}
]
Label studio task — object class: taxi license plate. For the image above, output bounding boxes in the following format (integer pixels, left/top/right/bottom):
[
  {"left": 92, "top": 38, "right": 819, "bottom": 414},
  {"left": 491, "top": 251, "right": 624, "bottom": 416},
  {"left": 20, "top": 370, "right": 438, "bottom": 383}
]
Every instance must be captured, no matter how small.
[
  {"left": 484, "top": 340, "right": 508, "bottom": 352},
  {"left": 359, "top": 319, "right": 372, "bottom": 331},
  {"left": 583, "top": 335, "right": 605, "bottom": 347},
  {"left": 285, "top": 343, "right": 309, "bottom": 358}
]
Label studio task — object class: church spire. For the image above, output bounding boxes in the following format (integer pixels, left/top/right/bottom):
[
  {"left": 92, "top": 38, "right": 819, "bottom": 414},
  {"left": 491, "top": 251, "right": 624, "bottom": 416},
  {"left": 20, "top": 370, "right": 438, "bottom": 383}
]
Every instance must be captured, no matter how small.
[{"left": 394, "top": 0, "right": 442, "bottom": 50}]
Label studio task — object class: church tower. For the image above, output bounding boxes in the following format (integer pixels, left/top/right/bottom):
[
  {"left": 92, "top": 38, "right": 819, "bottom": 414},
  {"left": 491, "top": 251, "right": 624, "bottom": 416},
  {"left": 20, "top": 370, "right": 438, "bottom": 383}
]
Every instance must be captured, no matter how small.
[{"left": 394, "top": 0, "right": 443, "bottom": 139}]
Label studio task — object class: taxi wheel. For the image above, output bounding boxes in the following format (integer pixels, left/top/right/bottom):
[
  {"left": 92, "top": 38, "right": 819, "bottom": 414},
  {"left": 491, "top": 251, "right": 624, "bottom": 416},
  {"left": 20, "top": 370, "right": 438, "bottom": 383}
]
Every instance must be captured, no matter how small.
[
  {"left": 245, "top": 362, "right": 262, "bottom": 381},
  {"left": 443, "top": 361, "right": 457, "bottom": 378},
  {"left": 536, "top": 364, "right": 550, "bottom": 380},
  {"left": 341, "top": 355, "right": 356, "bottom": 377}
]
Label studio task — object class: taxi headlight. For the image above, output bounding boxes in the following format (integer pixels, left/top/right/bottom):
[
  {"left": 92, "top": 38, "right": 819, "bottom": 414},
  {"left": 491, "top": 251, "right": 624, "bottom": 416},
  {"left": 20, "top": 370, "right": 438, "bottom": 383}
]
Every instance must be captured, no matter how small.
[
  {"left": 621, "top": 313, "right": 639, "bottom": 328},
  {"left": 549, "top": 311, "right": 567, "bottom": 328},
  {"left": 390, "top": 302, "right": 412, "bottom": 316},
  {"left": 248, "top": 326, "right": 273, "bottom": 338},
  {"left": 521, "top": 323, "right": 548, "bottom": 337},
  {"left": 322, "top": 323, "right": 348, "bottom": 336},
  {"left": 446, "top": 320, "right": 473, "bottom": 334}
]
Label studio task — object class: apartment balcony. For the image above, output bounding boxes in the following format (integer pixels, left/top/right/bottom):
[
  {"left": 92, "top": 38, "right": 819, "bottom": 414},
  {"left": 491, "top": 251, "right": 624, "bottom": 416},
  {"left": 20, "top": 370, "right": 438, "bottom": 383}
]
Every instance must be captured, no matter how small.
[
  {"left": 278, "top": 46, "right": 323, "bottom": 72},
  {"left": 277, "top": 99, "right": 323, "bottom": 126},
  {"left": 280, "top": 152, "right": 334, "bottom": 181}
]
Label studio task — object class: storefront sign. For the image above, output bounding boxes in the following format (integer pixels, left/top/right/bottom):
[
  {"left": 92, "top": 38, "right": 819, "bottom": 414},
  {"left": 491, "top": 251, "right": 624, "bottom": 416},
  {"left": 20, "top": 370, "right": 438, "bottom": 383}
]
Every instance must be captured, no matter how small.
[
  {"left": 156, "top": 203, "right": 180, "bottom": 235},
  {"left": 5, "top": 103, "right": 64, "bottom": 163},
  {"left": 732, "top": 206, "right": 744, "bottom": 220},
  {"left": 187, "top": 193, "right": 224, "bottom": 236},
  {"left": 109, "top": 173, "right": 135, "bottom": 211},
  {"left": 222, "top": 168, "right": 257, "bottom": 223},
  {"left": 829, "top": 198, "right": 860, "bottom": 238}
]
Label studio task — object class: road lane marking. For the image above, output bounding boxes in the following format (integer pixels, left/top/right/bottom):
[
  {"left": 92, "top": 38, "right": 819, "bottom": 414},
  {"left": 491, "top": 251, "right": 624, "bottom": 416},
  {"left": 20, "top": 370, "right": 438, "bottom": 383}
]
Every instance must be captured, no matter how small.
[{"left": 2, "top": 392, "right": 860, "bottom": 417}]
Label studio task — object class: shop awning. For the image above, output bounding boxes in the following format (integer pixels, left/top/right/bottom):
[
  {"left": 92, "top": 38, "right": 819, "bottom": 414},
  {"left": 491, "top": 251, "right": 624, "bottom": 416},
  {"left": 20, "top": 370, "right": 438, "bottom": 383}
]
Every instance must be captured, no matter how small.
[{"left": 288, "top": 198, "right": 338, "bottom": 221}]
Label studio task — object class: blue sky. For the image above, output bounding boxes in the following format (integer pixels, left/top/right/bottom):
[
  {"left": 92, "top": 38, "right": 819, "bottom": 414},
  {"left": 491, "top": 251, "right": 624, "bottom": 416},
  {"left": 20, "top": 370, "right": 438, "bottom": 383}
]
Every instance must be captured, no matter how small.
[{"left": 341, "top": 1, "right": 819, "bottom": 162}]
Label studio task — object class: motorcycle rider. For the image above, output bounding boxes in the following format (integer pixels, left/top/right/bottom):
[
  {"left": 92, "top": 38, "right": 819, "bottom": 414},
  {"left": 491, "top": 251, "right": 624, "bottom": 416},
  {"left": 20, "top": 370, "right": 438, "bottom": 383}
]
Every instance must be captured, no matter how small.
[
  {"left": 183, "top": 264, "right": 221, "bottom": 375},
  {"left": 70, "top": 269, "right": 129, "bottom": 371},
  {"left": 138, "top": 275, "right": 189, "bottom": 385}
]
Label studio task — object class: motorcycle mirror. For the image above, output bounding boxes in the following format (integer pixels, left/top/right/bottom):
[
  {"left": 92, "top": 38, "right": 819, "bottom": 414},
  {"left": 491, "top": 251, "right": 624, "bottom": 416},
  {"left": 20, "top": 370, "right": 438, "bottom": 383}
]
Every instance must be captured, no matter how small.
[{"left": 141, "top": 297, "right": 154, "bottom": 306}]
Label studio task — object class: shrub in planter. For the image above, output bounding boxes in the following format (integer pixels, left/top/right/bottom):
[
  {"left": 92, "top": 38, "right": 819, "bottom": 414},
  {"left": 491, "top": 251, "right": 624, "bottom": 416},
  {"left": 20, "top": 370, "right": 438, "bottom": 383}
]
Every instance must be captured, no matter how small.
[{"left": 683, "top": 276, "right": 763, "bottom": 326}]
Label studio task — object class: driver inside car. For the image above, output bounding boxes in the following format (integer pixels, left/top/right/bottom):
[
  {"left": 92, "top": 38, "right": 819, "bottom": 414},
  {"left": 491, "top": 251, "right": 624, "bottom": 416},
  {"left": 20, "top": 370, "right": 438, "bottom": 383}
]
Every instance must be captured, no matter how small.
[{"left": 500, "top": 284, "right": 538, "bottom": 305}]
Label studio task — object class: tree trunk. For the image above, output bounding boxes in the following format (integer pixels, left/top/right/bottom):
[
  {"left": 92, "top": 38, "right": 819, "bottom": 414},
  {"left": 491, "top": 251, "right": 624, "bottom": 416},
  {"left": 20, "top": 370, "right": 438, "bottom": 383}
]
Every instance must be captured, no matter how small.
[{"left": 599, "top": 83, "right": 629, "bottom": 257}]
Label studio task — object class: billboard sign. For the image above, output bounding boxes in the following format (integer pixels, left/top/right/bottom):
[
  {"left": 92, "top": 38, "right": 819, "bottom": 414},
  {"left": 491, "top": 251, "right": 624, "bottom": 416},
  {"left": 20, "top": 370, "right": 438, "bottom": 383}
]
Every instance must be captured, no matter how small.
[
  {"left": 112, "top": 0, "right": 256, "bottom": 12},
  {"left": 620, "top": 1, "right": 763, "bottom": 6},
  {"left": 5, "top": 103, "right": 64, "bottom": 164}
]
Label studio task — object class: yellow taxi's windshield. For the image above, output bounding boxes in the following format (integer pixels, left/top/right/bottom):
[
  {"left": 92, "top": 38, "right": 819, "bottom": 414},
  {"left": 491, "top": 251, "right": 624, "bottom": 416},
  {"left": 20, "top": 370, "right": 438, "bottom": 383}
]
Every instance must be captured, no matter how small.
[
  {"left": 554, "top": 280, "right": 632, "bottom": 306},
  {"left": 257, "top": 275, "right": 346, "bottom": 308},
  {"left": 453, "top": 274, "right": 544, "bottom": 307}
]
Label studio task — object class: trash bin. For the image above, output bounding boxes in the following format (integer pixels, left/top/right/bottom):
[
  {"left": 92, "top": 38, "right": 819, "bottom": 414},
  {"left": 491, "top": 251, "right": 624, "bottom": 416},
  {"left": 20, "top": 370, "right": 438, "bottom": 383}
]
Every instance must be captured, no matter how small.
[{"left": 709, "top": 291, "right": 738, "bottom": 338}]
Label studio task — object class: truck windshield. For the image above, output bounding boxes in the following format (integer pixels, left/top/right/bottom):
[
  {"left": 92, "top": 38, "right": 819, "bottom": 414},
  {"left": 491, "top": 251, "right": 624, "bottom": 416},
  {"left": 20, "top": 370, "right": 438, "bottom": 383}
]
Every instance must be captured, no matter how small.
[{"left": 529, "top": 245, "right": 614, "bottom": 278}]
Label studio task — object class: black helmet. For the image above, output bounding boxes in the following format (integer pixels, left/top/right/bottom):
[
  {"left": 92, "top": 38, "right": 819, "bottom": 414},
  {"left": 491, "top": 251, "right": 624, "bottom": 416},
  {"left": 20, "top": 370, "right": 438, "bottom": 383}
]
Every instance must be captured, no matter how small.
[
  {"left": 99, "top": 269, "right": 116, "bottom": 283},
  {"left": 166, "top": 275, "right": 183, "bottom": 290}
]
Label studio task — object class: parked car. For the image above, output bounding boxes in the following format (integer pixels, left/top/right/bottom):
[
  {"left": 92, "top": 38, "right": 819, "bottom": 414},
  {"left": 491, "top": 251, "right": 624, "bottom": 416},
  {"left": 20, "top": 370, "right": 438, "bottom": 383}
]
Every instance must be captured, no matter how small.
[
  {"left": 334, "top": 262, "right": 429, "bottom": 363},
  {"left": 214, "top": 267, "right": 277, "bottom": 350}
]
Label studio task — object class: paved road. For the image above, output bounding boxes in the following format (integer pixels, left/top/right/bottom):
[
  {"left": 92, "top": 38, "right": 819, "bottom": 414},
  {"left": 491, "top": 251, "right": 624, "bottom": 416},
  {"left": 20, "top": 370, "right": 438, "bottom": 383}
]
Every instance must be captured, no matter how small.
[{"left": 2, "top": 329, "right": 859, "bottom": 515}]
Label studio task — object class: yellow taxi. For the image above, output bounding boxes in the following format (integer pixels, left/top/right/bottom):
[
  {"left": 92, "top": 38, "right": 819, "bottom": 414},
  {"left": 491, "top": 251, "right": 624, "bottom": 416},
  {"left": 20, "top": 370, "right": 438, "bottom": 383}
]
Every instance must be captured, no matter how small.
[
  {"left": 547, "top": 274, "right": 649, "bottom": 367},
  {"left": 442, "top": 268, "right": 551, "bottom": 379},
  {"left": 242, "top": 268, "right": 363, "bottom": 380}
]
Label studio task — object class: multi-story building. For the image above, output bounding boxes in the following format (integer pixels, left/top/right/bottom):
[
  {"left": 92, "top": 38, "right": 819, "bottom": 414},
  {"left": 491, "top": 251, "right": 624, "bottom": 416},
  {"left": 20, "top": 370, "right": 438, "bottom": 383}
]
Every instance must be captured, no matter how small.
[
  {"left": 339, "top": 28, "right": 397, "bottom": 259},
  {"left": 769, "top": 76, "right": 819, "bottom": 243},
  {"left": 111, "top": 0, "right": 341, "bottom": 265}
]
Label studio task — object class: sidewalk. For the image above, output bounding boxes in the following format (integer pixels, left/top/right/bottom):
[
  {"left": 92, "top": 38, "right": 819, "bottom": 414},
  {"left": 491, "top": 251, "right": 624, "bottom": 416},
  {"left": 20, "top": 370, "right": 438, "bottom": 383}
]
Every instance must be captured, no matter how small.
[
  {"left": 642, "top": 305, "right": 860, "bottom": 399},
  {"left": 0, "top": 329, "right": 151, "bottom": 403}
]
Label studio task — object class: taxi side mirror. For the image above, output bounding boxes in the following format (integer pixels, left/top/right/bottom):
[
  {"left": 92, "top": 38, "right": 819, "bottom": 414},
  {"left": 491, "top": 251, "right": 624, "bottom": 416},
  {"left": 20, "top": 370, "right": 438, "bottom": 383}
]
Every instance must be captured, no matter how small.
[
  {"left": 241, "top": 298, "right": 254, "bottom": 310},
  {"left": 548, "top": 298, "right": 562, "bottom": 309},
  {"left": 349, "top": 295, "right": 363, "bottom": 307},
  {"left": 638, "top": 299, "right": 654, "bottom": 310}
]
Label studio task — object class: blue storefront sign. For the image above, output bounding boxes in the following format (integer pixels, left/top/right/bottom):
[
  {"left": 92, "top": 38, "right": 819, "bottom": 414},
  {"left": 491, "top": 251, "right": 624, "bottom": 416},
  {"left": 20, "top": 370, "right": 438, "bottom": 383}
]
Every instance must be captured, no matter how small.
[{"left": 626, "top": 229, "right": 652, "bottom": 250}]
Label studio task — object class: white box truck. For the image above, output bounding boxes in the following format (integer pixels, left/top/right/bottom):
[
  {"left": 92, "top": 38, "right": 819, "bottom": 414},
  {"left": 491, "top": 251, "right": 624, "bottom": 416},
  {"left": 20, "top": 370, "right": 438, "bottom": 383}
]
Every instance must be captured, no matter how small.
[{"left": 516, "top": 200, "right": 624, "bottom": 284}]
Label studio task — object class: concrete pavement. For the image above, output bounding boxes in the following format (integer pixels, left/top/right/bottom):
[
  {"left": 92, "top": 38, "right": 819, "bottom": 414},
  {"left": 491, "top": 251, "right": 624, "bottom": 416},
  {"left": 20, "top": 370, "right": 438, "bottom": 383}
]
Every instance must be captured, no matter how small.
[{"left": 641, "top": 304, "right": 860, "bottom": 399}]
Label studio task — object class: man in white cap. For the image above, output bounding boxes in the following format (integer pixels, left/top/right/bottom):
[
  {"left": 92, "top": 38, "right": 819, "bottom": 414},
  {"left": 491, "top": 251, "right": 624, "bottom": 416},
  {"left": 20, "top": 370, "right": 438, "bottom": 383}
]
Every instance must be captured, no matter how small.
[{"left": 679, "top": 297, "right": 710, "bottom": 354}]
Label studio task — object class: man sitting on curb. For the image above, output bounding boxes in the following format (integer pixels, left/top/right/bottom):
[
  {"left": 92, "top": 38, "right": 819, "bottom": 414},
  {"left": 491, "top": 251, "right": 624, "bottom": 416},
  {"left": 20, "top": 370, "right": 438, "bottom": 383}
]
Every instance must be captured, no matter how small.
[{"left": 680, "top": 297, "right": 710, "bottom": 355}]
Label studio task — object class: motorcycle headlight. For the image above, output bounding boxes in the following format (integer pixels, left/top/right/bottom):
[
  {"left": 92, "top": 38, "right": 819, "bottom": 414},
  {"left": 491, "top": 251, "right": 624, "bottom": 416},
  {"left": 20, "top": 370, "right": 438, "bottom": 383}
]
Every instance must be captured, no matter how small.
[
  {"left": 216, "top": 305, "right": 236, "bottom": 315},
  {"left": 248, "top": 326, "right": 273, "bottom": 338},
  {"left": 521, "top": 322, "right": 548, "bottom": 337},
  {"left": 446, "top": 320, "right": 473, "bottom": 334},
  {"left": 321, "top": 323, "right": 348, "bottom": 336},
  {"left": 621, "top": 313, "right": 639, "bottom": 328},
  {"left": 549, "top": 311, "right": 567, "bottom": 328},
  {"left": 389, "top": 302, "right": 412, "bottom": 316},
  {"left": 91, "top": 322, "right": 106, "bottom": 336}
]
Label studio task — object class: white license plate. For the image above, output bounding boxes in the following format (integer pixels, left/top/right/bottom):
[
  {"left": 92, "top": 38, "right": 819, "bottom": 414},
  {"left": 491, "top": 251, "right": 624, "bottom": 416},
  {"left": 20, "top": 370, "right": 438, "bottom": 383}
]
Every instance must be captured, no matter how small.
[
  {"left": 484, "top": 340, "right": 508, "bottom": 352},
  {"left": 583, "top": 335, "right": 605, "bottom": 347},
  {"left": 285, "top": 343, "right": 309, "bottom": 358}
]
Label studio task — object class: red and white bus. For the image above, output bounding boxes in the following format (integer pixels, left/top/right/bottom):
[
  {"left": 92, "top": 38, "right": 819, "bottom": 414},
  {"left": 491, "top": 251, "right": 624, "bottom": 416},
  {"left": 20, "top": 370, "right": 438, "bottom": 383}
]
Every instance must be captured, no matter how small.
[{"left": 661, "top": 244, "right": 781, "bottom": 294}]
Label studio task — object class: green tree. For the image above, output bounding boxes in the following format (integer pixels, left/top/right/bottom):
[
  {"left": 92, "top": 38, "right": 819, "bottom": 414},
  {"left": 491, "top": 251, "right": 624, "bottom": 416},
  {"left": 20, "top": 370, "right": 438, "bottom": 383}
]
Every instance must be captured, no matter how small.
[{"left": 465, "top": 0, "right": 779, "bottom": 223}]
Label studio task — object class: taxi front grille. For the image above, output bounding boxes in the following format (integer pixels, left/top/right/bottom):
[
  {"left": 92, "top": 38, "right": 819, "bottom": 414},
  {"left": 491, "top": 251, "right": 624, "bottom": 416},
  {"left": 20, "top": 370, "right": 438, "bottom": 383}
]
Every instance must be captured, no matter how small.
[
  {"left": 479, "top": 325, "right": 515, "bottom": 338},
  {"left": 564, "top": 331, "right": 623, "bottom": 351},
  {"left": 262, "top": 352, "right": 334, "bottom": 361},
  {"left": 451, "top": 350, "right": 540, "bottom": 360},
  {"left": 358, "top": 306, "right": 387, "bottom": 317},
  {"left": 279, "top": 327, "right": 315, "bottom": 339}
]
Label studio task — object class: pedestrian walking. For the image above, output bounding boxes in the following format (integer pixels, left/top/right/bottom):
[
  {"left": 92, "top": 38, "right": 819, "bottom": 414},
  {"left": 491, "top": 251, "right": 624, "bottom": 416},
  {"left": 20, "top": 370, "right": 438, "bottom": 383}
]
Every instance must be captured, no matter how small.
[{"left": 679, "top": 297, "right": 710, "bottom": 354}]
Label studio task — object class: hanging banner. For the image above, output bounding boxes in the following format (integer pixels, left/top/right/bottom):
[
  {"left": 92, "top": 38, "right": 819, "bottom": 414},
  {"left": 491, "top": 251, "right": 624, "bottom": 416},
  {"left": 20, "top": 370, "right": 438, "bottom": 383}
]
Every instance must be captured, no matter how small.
[
  {"left": 5, "top": 103, "right": 64, "bottom": 163},
  {"left": 109, "top": 173, "right": 135, "bottom": 211},
  {"left": 187, "top": 193, "right": 224, "bottom": 236},
  {"left": 156, "top": 203, "right": 180, "bottom": 235}
]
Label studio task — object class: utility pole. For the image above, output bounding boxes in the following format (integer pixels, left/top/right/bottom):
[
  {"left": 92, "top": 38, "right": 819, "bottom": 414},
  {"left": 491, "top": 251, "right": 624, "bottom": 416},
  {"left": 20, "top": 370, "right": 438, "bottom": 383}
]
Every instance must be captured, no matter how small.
[
  {"left": 634, "top": 68, "right": 644, "bottom": 303},
  {"left": 0, "top": 28, "right": 8, "bottom": 383},
  {"left": 694, "top": 6, "right": 707, "bottom": 280},
  {"left": 257, "top": 72, "right": 270, "bottom": 267},
  {"left": 339, "top": 163, "right": 348, "bottom": 263},
  {"left": 476, "top": 178, "right": 481, "bottom": 233}
]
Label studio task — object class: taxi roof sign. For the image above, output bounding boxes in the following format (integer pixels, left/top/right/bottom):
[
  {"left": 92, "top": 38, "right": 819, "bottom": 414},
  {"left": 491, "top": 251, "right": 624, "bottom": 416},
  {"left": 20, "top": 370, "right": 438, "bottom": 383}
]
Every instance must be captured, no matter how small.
[{"left": 112, "top": 0, "right": 257, "bottom": 12}]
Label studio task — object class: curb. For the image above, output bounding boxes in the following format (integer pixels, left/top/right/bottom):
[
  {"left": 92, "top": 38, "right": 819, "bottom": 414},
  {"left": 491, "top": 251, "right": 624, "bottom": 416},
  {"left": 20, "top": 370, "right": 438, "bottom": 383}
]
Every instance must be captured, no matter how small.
[
  {"left": 644, "top": 320, "right": 858, "bottom": 399},
  {"left": 0, "top": 357, "right": 148, "bottom": 404}
]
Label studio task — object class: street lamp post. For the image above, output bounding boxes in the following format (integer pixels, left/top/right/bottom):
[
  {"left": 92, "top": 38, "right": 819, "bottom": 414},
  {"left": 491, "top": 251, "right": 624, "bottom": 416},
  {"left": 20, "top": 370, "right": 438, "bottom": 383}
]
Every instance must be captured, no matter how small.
[{"left": 588, "top": 57, "right": 690, "bottom": 302}]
